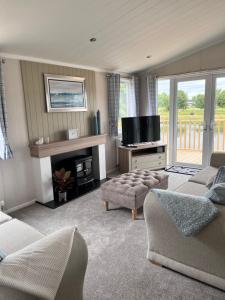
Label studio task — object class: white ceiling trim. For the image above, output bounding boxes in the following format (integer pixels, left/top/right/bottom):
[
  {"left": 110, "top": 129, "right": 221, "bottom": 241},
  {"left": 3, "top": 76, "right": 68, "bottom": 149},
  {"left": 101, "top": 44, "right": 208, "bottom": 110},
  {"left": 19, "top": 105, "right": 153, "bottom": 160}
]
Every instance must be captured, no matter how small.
[{"left": 0, "top": 52, "right": 109, "bottom": 73}]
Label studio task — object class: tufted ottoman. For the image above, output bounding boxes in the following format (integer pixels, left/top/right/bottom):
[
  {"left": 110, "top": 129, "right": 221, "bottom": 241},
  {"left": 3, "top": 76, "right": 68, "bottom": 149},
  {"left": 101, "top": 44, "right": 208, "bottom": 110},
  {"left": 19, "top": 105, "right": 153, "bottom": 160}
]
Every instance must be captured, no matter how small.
[{"left": 101, "top": 169, "right": 168, "bottom": 220}]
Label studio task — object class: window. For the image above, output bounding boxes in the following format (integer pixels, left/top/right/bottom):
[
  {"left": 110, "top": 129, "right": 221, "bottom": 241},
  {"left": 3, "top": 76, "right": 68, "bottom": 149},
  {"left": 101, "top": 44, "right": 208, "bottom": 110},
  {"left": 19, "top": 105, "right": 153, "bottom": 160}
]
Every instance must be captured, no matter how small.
[{"left": 118, "top": 78, "right": 136, "bottom": 135}]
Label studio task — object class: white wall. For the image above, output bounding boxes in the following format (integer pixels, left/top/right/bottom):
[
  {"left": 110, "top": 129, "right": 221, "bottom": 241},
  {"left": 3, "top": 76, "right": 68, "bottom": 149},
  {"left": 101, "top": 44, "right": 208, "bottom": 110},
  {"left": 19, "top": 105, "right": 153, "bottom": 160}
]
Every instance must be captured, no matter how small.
[
  {"left": 95, "top": 72, "right": 117, "bottom": 173},
  {"left": 0, "top": 59, "right": 35, "bottom": 211},
  {"left": 152, "top": 40, "right": 225, "bottom": 77}
]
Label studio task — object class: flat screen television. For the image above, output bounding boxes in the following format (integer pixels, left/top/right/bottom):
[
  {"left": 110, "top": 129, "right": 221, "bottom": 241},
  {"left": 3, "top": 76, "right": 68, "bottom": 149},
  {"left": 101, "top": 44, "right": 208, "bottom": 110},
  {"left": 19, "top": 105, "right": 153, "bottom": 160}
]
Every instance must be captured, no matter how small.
[{"left": 122, "top": 115, "right": 160, "bottom": 146}]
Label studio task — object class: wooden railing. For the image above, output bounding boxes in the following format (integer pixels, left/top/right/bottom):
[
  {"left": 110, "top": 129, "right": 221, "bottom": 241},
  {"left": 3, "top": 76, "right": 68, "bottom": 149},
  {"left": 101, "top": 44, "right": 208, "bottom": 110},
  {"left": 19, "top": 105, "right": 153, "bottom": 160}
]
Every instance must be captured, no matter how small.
[{"left": 160, "top": 120, "right": 225, "bottom": 151}]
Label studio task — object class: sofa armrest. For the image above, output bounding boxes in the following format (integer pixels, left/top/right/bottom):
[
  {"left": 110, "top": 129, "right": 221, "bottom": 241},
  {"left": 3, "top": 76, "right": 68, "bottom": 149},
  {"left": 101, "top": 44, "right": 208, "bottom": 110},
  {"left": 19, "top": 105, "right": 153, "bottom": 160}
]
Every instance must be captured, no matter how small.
[
  {"left": 55, "top": 229, "right": 88, "bottom": 300},
  {"left": 210, "top": 152, "right": 225, "bottom": 168}
]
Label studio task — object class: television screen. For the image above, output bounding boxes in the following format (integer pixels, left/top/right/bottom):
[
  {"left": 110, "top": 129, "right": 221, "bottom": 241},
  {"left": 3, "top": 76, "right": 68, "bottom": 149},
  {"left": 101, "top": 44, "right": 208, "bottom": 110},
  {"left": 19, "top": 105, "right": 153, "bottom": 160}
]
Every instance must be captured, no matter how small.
[
  {"left": 139, "top": 116, "right": 160, "bottom": 142},
  {"left": 122, "top": 115, "right": 160, "bottom": 145},
  {"left": 122, "top": 117, "right": 141, "bottom": 145}
]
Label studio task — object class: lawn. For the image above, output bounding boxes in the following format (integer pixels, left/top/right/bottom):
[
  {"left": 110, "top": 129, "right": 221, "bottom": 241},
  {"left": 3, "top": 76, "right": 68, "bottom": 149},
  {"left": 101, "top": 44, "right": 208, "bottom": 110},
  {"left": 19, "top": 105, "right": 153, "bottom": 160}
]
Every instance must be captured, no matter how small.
[{"left": 159, "top": 107, "right": 225, "bottom": 122}]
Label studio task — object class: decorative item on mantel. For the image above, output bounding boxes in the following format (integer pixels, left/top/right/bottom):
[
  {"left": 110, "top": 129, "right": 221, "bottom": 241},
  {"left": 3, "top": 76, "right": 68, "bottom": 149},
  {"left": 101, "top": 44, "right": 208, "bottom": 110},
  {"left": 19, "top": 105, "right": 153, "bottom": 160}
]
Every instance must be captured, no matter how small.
[
  {"left": 93, "top": 110, "right": 101, "bottom": 135},
  {"left": 53, "top": 168, "right": 74, "bottom": 202},
  {"left": 66, "top": 128, "right": 80, "bottom": 140},
  {"left": 35, "top": 137, "right": 44, "bottom": 145},
  {"left": 97, "top": 110, "right": 101, "bottom": 134}
]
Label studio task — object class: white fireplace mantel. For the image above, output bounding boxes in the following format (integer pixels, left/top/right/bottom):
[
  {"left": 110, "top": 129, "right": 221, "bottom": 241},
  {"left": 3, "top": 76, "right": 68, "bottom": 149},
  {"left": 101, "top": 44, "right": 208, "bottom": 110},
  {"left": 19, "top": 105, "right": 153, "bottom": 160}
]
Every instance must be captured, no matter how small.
[{"left": 30, "top": 135, "right": 107, "bottom": 204}]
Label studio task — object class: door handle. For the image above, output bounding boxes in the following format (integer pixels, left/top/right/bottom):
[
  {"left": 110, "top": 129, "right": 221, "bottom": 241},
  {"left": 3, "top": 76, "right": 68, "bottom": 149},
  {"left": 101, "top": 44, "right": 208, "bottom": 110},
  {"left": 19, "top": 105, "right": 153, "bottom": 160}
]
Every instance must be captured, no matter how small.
[
  {"left": 209, "top": 120, "right": 214, "bottom": 131},
  {"left": 203, "top": 121, "right": 208, "bottom": 131}
]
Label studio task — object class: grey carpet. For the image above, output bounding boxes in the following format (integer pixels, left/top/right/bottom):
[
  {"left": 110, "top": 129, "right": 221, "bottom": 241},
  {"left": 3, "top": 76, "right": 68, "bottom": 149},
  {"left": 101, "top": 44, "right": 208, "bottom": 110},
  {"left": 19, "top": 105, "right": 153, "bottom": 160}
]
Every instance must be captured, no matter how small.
[{"left": 12, "top": 173, "right": 225, "bottom": 300}]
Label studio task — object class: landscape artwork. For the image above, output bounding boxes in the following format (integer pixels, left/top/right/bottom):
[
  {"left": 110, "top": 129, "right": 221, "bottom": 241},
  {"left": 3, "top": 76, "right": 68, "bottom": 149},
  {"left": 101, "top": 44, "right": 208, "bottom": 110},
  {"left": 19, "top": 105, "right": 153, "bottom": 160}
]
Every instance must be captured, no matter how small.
[{"left": 44, "top": 74, "right": 87, "bottom": 112}]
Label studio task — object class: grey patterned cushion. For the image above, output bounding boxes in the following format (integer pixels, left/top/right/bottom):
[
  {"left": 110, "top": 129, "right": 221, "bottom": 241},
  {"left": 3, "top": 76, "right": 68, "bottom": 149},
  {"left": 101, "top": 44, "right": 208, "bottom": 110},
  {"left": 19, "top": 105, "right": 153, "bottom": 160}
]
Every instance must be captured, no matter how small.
[
  {"left": 205, "top": 183, "right": 225, "bottom": 204},
  {"left": 0, "top": 250, "right": 6, "bottom": 262},
  {"left": 213, "top": 166, "right": 225, "bottom": 185},
  {"left": 206, "top": 175, "right": 215, "bottom": 189}
]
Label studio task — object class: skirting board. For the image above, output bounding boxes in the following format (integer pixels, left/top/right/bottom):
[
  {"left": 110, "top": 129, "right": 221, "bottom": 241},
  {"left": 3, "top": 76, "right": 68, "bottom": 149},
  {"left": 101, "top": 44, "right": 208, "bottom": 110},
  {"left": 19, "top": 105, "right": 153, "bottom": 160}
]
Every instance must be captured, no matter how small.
[{"left": 5, "top": 199, "right": 36, "bottom": 214}]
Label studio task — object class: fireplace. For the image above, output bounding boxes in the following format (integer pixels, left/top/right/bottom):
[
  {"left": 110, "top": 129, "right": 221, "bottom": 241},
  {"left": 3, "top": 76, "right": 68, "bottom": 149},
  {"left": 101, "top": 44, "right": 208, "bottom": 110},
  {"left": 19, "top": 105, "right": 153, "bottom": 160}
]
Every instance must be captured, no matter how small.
[
  {"left": 30, "top": 135, "right": 107, "bottom": 208},
  {"left": 52, "top": 154, "right": 95, "bottom": 201}
]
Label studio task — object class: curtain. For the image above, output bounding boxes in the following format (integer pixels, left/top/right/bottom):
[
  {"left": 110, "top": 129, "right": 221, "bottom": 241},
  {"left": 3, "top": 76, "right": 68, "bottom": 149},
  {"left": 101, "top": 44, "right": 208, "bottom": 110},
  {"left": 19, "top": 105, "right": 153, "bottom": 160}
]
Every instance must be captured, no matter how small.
[
  {"left": 147, "top": 73, "right": 157, "bottom": 115},
  {"left": 107, "top": 73, "right": 120, "bottom": 136},
  {"left": 130, "top": 75, "right": 140, "bottom": 116},
  {"left": 0, "top": 59, "right": 13, "bottom": 160}
]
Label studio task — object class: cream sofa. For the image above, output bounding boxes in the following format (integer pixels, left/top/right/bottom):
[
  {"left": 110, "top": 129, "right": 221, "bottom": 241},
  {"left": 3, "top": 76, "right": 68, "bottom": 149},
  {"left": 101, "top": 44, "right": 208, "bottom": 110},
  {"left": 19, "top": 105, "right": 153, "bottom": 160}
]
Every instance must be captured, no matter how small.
[
  {"left": 144, "top": 152, "right": 225, "bottom": 291},
  {"left": 0, "top": 213, "right": 88, "bottom": 300}
]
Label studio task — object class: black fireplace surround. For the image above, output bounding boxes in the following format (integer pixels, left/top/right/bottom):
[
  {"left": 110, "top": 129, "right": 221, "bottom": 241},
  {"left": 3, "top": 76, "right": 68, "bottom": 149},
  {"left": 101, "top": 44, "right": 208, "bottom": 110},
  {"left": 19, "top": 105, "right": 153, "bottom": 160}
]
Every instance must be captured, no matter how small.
[{"left": 42, "top": 149, "right": 101, "bottom": 209}]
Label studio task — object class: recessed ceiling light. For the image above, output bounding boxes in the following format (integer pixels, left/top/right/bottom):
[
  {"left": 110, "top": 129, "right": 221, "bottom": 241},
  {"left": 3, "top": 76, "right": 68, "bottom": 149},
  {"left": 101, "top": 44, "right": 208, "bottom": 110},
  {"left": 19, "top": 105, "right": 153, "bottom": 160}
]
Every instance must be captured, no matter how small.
[
  {"left": 146, "top": 55, "right": 151, "bottom": 59},
  {"left": 90, "top": 37, "right": 97, "bottom": 42}
]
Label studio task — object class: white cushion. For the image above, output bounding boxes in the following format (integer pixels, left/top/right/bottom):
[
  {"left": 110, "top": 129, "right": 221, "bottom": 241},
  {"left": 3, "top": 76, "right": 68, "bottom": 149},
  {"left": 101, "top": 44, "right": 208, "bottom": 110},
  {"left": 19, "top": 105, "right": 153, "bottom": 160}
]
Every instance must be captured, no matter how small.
[
  {"left": 0, "top": 226, "right": 76, "bottom": 300},
  {"left": 0, "top": 211, "right": 11, "bottom": 225},
  {"left": 0, "top": 219, "right": 43, "bottom": 254}
]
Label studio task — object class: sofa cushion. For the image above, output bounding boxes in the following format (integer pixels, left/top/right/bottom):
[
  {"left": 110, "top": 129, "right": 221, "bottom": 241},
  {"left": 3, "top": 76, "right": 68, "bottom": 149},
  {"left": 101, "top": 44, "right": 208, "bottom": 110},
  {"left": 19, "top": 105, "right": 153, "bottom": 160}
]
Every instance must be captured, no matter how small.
[
  {"left": 0, "top": 219, "right": 43, "bottom": 255},
  {"left": 0, "top": 211, "right": 12, "bottom": 225},
  {"left": 175, "top": 181, "right": 209, "bottom": 196},
  {"left": 188, "top": 166, "right": 218, "bottom": 185}
]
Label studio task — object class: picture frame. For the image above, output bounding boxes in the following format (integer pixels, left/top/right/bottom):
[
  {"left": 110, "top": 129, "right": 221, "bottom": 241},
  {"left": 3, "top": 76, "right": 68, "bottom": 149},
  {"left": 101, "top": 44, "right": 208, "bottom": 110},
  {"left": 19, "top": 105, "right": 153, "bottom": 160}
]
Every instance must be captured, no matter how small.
[{"left": 44, "top": 74, "right": 87, "bottom": 112}]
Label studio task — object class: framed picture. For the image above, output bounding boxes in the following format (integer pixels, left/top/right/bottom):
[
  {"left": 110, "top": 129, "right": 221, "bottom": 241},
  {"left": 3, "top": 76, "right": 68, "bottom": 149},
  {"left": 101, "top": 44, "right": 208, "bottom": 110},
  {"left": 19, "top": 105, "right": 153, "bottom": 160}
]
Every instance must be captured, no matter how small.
[{"left": 44, "top": 74, "right": 87, "bottom": 112}]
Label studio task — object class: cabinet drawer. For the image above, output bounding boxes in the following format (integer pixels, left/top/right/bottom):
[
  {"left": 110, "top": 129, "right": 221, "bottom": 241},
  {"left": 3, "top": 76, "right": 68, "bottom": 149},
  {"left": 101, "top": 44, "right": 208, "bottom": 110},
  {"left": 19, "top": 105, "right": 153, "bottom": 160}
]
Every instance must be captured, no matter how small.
[
  {"left": 132, "top": 153, "right": 165, "bottom": 164},
  {"left": 132, "top": 158, "right": 166, "bottom": 170}
]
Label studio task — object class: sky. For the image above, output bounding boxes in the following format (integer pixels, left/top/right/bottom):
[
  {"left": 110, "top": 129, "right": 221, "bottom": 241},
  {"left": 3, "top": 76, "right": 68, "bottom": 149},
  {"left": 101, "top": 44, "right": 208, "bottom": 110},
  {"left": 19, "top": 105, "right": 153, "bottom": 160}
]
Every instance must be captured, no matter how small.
[{"left": 158, "top": 77, "right": 225, "bottom": 99}]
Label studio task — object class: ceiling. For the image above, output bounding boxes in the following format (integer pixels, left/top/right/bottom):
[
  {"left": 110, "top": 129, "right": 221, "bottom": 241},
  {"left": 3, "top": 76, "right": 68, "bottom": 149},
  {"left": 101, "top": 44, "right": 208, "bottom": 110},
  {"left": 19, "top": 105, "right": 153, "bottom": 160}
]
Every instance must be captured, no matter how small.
[{"left": 1, "top": 0, "right": 225, "bottom": 73}]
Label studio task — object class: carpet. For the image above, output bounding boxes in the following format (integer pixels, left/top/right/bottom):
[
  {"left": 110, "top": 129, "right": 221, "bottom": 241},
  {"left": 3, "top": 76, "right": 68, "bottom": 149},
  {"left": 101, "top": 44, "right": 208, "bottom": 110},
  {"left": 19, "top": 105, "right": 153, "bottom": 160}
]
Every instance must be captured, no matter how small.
[
  {"left": 166, "top": 165, "right": 201, "bottom": 175},
  {"left": 12, "top": 173, "right": 225, "bottom": 300}
]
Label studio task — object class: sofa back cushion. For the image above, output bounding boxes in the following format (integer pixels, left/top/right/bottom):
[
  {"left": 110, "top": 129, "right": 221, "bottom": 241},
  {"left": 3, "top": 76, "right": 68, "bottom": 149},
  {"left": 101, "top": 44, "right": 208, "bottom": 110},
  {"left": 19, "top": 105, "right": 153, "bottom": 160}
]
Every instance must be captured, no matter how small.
[{"left": 188, "top": 166, "right": 218, "bottom": 185}]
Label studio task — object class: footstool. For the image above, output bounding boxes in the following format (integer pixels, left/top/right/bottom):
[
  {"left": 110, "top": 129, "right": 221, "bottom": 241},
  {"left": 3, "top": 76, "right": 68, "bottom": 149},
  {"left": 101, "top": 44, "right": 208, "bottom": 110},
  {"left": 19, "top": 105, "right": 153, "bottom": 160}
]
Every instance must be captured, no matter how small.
[{"left": 101, "top": 169, "right": 169, "bottom": 220}]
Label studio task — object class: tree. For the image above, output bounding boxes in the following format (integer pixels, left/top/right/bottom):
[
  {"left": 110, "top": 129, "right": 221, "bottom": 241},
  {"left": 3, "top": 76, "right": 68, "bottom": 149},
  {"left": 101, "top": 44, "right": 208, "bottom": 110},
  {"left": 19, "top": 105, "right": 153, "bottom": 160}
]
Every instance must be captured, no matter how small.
[
  {"left": 177, "top": 90, "right": 188, "bottom": 109},
  {"left": 192, "top": 94, "right": 205, "bottom": 109},
  {"left": 158, "top": 92, "right": 169, "bottom": 111},
  {"left": 216, "top": 89, "right": 225, "bottom": 108}
]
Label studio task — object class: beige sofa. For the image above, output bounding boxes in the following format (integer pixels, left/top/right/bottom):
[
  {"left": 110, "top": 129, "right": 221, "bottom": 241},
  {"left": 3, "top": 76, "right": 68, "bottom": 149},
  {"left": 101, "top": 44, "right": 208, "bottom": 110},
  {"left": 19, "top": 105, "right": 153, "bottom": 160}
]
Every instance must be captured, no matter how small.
[
  {"left": 0, "top": 213, "right": 88, "bottom": 300},
  {"left": 144, "top": 152, "right": 225, "bottom": 291}
]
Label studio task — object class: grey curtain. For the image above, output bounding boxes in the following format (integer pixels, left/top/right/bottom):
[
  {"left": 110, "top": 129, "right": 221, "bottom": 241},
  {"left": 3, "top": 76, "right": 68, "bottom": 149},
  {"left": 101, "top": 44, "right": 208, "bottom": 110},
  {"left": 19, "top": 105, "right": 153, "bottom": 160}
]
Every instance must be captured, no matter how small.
[
  {"left": 147, "top": 73, "right": 157, "bottom": 115},
  {"left": 107, "top": 73, "right": 120, "bottom": 136},
  {"left": 0, "top": 59, "right": 13, "bottom": 160},
  {"left": 132, "top": 75, "right": 140, "bottom": 116}
]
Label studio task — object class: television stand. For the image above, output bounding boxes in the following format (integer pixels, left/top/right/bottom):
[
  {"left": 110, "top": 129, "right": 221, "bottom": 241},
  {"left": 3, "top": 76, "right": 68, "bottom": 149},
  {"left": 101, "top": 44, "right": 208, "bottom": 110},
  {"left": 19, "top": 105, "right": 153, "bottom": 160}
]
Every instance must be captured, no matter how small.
[{"left": 118, "top": 142, "right": 167, "bottom": 173}]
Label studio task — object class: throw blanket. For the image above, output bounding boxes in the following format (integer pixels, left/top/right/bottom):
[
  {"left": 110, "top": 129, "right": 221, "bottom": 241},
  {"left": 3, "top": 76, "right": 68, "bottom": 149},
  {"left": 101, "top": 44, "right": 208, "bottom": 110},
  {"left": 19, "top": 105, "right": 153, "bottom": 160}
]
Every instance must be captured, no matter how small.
[
  {"left": 0, "top": 226, "right": 76, "bottom": 300},
  {"left": 152, "top": 189, "right": 219, "bottom": 237}
]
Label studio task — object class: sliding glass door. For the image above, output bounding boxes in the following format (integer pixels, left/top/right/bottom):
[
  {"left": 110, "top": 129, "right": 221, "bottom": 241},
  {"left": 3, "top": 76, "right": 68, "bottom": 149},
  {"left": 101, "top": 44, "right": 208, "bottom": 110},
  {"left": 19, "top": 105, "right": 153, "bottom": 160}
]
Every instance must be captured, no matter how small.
[
  {"left": 173, "top": 77, "right": 210, "bottom": 166},
  {"left": 212, "top": 74, "right": 225, "bottom": 153}
]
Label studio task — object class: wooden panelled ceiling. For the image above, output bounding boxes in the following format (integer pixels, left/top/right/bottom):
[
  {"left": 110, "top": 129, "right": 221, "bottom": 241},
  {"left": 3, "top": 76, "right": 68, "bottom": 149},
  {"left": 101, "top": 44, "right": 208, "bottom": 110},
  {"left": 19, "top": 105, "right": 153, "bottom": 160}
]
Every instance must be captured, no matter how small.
[{"left": 1, "top": 0, "right": 225, "bottom": 73}]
